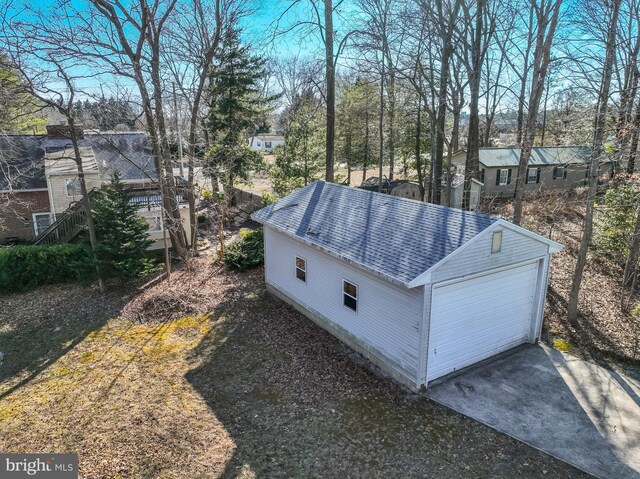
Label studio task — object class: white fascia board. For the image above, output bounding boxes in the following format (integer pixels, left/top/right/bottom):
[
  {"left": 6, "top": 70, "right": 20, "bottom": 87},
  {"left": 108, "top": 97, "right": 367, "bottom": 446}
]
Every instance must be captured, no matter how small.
[
  {"left": 260, "top": 223, "right": 411, "bottom": 289},
  {"left": 406, "top": 222, "right": 505, "bottom": 288},
  {"left": 407, "top": 219, "right": 564, "bottom": 288}
]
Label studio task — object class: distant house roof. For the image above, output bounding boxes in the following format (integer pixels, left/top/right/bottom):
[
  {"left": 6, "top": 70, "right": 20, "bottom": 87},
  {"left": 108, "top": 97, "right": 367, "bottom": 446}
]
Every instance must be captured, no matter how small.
[
  {"left": 0, "top": 135, "right": 47, "bottom": 191},
  {"left": 253, "top": 134, "right": 284, "bottom": 141},
  {"left": 87, "top": 133, "right": 157, "bottom": 181},
  {"left": 252, "top": 181, "right": 499, "bottom": 286},
  {"left": 1, "top": 131, "right": 158, "bottom": 191},
  {"left": 456, "top": 146, "right": 597, "bottom": 168},
  {"left": 43, "top": 132, "right": 156, "bottom": 181}
]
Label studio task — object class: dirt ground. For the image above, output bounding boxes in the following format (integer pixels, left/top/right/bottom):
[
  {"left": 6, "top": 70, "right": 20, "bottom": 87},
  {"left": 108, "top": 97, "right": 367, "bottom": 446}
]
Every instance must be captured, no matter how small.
[
  {"left": 481, "top": 190, "right": 640, "bottom": 378},
  {"left": 0, "top": 259, "right": 586, "bottom": 479}
]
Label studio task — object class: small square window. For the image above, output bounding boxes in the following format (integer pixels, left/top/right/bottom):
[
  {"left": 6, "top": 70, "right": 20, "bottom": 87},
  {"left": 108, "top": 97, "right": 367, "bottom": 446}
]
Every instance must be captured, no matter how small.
[
  {"left": 343, "top": 280, "right": 358, "bottom": 312},
  {"left": 65, "top": 178, "right": 82, "bottom": 196},
  {"left": 296, "top": 256, "right": 306, "bottom": 282},
  {"left": 527, "top": 168, "right": 538, "bottom": 183},
  {"left": 147, "top": 216, "right": 162, "bottom": 231},
  {"left": 492, "top": 230, "right": 503, "bottom": 253}
]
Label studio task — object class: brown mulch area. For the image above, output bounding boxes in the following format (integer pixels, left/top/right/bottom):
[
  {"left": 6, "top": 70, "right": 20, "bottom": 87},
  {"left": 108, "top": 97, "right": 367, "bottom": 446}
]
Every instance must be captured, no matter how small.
[
  {"left": 482, "top": 190, "right": 640, "bottom": 376},
  {"left": 0, "top": 257, "right": 586, "bottom": 478}
]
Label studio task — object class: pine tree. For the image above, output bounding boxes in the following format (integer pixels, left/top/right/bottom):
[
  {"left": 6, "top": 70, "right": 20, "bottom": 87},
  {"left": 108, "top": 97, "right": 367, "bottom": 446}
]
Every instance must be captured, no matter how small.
[
  {"left": 92, "top": 173, "right": 154, "bottom": 279},
  {"left": 206, "top": 28, "right": 277, "bottom": 189}
]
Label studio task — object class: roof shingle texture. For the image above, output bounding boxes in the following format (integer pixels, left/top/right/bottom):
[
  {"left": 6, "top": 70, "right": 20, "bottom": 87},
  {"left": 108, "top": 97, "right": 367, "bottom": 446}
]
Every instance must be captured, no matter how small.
[
  {"left": 252, "top": 181, "right": 498, "bottom": 285},
  {"left": 478, "top": 146, "right": 592, "bottom": 168},
  {"left": 0, "top": 135, "right": 47, "bottom": 190}
]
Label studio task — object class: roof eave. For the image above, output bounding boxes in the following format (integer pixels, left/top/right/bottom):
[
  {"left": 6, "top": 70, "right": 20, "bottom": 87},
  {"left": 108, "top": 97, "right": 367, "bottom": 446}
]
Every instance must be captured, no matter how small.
[{"left": 254, "top": 218, "right": 413, "bottom": 289}]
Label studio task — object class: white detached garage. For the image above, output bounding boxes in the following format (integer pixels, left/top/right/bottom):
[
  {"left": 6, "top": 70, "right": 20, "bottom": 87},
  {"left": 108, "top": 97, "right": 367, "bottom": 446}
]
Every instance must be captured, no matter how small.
[{"left": 251, "top": 181, "right": 562, "bottom": 390}]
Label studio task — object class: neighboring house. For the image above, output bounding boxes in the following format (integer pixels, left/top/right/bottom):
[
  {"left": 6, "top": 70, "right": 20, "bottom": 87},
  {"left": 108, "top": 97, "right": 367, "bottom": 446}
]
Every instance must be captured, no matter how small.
[
  {"left": 0, "top": 125, "right": 190, "bottom": 249},
  {"left": 451, "top": 146, "right": 611, "bottom": 197},
  {"left": 0, "top": 136, "right": 50, "bottom": 243},
  {"left": 248, "top": 134, "right": 285, "bottom": 153},
  {"left": 252, "top": 181, "right": 562, "bottom": 391}
]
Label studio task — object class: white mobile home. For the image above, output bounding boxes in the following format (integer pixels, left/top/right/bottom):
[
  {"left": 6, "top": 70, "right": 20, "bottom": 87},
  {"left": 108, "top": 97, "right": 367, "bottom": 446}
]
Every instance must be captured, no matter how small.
[{"left": 252, "top": 181, "right": 562, "bottom": 391}]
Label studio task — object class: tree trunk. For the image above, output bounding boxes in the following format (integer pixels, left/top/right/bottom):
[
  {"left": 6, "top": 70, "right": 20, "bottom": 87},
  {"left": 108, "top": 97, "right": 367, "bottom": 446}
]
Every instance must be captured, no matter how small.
[
  {"left": 512, "top": 0, "right": 563, "bottom": 225},
  {"left": 387, "top": 72, "right": 395, "bottom": 180},
  {"left": 415, "top": 96, "right": 426, "bottom": 201},
  {"left": 623, "top": 205, "right": 640, "bottom": 306},
  {"left": 69, "top": 118, "right": 105, "bottom": 293},
  {"left": 628, "top": 97, "right": 640, "bottom": 174},
  {"left": 433, "top": 0, "right": 458, "bottom": 205},
  {"left": 462, "top": 0, "right": 484, "bottom": 210},
  {"left": 378, "top": 56, "right": 385, "bottom": 193},
  {"left": 568, "top": 0, "right": 622, "bottom": 323},
  {"left": 324, "top": 0, "right": 335, "bottom": 183}
]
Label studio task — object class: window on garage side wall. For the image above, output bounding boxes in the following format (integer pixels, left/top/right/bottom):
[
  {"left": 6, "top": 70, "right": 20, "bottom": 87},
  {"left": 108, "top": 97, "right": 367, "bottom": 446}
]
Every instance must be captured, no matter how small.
[
  {"left": 343, "top": 280, "right": 358, "bottom": 312},
  {"left": 296, "top": 256, "right": 306, "bottom": 282}
]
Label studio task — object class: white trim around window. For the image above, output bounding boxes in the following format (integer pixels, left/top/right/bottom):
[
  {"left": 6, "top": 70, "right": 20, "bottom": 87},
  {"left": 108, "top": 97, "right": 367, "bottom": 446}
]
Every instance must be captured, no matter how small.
[
  {"left": 343, "top": 279, "right": 358, "bottom": 312},
  {"left": 498, "top": 169, "right": 509, "bottom": 186},
  {"left": 295, "top": 256, "right": 306, "bottom": 282},
  {"left": 146, "top": 216, "right": 163, "bottom": 232},
  {"left": 65, "top": 178, "right": 82, "bottom": 197},
  {"left": 32, "top": 212, "right": 52, "bottom": 236}
]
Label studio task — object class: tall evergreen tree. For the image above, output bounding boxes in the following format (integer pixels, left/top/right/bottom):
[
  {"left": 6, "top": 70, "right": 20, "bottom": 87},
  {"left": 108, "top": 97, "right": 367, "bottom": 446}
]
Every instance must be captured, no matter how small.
[
  {"left": 206, "top": 28, "right": 276, "bottom": 192},
  {"left": 92, "top": 173, "right": 154, "bottom": 279}
]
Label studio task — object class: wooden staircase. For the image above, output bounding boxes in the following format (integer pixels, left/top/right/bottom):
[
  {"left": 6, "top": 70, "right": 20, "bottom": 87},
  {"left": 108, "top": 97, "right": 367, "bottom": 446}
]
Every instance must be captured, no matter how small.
[{"left": 33, "top": 189, "right": 97, "bottom": 246}]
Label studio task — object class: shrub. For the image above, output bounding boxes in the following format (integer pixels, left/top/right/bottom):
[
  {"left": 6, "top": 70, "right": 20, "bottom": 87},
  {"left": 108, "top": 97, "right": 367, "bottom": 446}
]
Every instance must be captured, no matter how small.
[
  {"left": 261, "top": 192, "right": 278, "bottom": 207},
  {"left": 197, "top": 214, "right": 207, "bottom": 224},
  {"left": 0, "top": 243, "right": 95, "bottom": 293},
  {"left": 223, "top": 229, "right": 264, "bottom": 272},
  {"left": 92, "top": 174, "right": 156, "bottom": 279},
  {"left": 201, "top": 189, "right": 214, "bottom": 201}
]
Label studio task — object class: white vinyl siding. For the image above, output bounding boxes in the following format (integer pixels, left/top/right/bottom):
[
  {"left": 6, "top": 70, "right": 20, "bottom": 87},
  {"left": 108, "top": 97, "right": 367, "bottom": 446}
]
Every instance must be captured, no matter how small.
[
  {"left": 264, "top": 226, "right": 423, "bottom": 382},
  {"left": 427, "top": 261, "right": 539, "bottom": 381},
  {"left": 429, "top": 226, "right": 549, "bottom": 284}
]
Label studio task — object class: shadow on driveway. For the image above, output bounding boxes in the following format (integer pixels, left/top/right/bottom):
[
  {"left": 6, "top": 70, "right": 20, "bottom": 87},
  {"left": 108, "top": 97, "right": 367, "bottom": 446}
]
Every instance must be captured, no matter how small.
[{"left": 427, "top": 344, "right": 640, "bottom": 479}]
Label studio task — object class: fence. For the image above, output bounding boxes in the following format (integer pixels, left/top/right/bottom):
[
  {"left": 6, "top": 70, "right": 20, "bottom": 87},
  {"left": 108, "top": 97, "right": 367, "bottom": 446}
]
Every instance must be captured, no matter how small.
[{"left": 232, "top": 188, "right": 266, "bottom": 214}]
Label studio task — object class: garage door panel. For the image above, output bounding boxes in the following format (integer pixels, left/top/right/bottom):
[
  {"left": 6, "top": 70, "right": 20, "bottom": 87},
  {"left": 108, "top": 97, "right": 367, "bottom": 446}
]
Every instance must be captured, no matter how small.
[
  {"left": 431, "top": 299, "right": 535, "bottom": 336},
  {"left": 427, "top": 261, "right": 539, "bottom": 381}
]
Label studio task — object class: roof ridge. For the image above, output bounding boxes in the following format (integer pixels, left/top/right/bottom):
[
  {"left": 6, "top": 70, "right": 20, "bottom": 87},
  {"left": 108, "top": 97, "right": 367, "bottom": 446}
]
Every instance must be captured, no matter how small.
[{"left": 316, "top": 180, "right": 499, "bottom": 221}]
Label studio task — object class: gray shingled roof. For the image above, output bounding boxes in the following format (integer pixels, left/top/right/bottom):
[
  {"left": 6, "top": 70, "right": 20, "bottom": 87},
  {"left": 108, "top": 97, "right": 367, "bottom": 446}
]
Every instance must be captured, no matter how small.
[
  {"left": 87, "top": 133, "right": 157, "bottom": 181},
  {"left": 251, "top": 181, "right": 498, "bottom": 286},
  {"left": 0, "top": 135, "right": 47, "bottom": 191},
  {"left": 477, "top": 146, "right": 595, "bottom": 168}
]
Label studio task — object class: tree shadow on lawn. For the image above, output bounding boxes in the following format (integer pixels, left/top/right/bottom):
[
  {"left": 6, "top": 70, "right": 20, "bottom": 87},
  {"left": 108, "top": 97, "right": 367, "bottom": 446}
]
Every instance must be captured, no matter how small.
[
  {"left": 186, "top": 273, "right": 587, "bottom": 479},
  {"left": 0, "top": 283, "right": 129, "bottom": 400}
]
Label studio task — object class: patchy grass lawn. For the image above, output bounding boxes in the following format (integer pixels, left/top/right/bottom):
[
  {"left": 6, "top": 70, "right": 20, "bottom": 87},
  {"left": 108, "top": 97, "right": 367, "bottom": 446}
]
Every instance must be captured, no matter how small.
[{"left": 0, "top": 262, "right": 586, "bottom": 478}]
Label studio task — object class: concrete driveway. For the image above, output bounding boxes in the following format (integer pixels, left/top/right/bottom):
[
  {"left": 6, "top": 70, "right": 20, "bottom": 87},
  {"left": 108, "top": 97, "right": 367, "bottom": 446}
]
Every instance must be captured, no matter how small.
[{"left": 427, "top": 344, "right": 640, "bottom": 479}]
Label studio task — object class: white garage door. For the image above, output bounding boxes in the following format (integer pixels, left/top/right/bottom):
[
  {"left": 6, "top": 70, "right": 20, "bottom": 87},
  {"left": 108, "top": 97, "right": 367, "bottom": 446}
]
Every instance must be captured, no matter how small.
[{"left": 427, "top": 261, "right": 539, "bottom": 382}]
